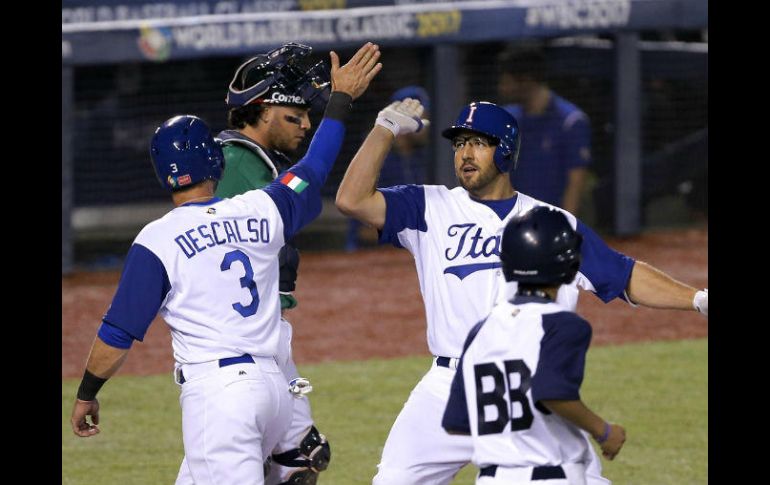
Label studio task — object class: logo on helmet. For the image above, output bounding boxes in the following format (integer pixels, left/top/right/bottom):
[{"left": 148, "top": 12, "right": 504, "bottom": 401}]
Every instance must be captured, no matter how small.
[{"left": 269, "top": 92, "right": 307, "bottom": 105}]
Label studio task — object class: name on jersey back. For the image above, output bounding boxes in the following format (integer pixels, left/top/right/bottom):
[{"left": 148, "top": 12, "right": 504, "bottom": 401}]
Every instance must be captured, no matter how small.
[{"left": 174, "top": 218, "right": 270, "bottom": 259}]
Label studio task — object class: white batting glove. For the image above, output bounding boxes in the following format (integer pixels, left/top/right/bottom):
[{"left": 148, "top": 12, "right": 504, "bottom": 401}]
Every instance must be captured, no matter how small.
[
  {"left": 693, "top": 289, "right": 708, "bottom": 317},
  {"left": 375, "top": 98, "right": 430, "bottom": 137},
  {"left": 288, "top": 377, "right": 313, "bottom": 397}
]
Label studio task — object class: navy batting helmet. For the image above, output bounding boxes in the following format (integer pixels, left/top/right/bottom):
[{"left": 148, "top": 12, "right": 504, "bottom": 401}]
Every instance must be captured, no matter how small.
[
  {"left": 226, "top": 43, "right": 330, "bottom": 110},
  {"left": 500, "top": 206, "right": 583, "bottom": 285},
  {"left": 441, "top": 101, "right": 521, "bottom": 173},
  {"left": 150, "top": 115, "right": 225, "bottom": 191}
]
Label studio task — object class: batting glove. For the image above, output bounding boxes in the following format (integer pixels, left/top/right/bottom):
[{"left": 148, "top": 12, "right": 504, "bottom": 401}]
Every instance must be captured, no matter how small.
[
  {"left": 693, "top": 289, "right": 708, "bottom": 317},
  {"left": 289, "top": 377, "right": 313, "bottom": 397},
  {"left": 375, "top": 98, "right": 430, "bottom": 137}
]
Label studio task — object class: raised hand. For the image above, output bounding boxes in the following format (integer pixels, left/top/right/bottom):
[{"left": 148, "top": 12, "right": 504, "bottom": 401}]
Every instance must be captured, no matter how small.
[
  {"left": 329, "top": 42, "right": 382, "bottom": 100},
  {"left": 375, "top": 98, "right": 431, "bottom": 137}
]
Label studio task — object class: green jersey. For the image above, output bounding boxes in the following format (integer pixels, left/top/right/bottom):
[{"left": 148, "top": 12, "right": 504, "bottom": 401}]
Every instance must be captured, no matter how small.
[{"left": 215, "top": 130, "right": 298, "bottom": 310}]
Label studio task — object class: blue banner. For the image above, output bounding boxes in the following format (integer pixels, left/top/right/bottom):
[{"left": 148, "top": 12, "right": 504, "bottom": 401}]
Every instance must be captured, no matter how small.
[
  {"left": 62, "top": 0, "right": 708, "bottom": 65},
  {"left": 62, "top": 0, "right": 475, "bottom": 23}
]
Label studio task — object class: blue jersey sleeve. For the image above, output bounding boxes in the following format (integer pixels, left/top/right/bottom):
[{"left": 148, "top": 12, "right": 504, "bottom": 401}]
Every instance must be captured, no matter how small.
[
  {"left": 102, "top": 243, "right": 171, "bottom": 342},
  {"left": 441, "top": 320, "right": 485, "bottom": 434},
  {"left": 577, "top": 220, "right": 635, "bottom": 303},
  {"left": 563, "top": 113, "right": 592, "bottom": 170},
  {"left": 377, "top": 184, "right": 427, "bottom": 248},
  {"left": 97, "top": 321, "right": 135, "bottom": 349},
  {"left": 263, "top": 118, "right": 345, "bottom": 241},
  {"left": 531, "top": 312, "right": 592, "bottom": 403}
]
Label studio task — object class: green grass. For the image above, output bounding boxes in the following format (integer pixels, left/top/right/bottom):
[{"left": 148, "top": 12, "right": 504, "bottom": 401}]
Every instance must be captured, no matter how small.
[{"left": 62, "top": 339, "right": 707, "bottom": 484}]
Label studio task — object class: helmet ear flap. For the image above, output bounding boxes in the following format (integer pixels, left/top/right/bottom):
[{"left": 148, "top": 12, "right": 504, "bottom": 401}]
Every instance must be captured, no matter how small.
[
  {"left": 510, "top": 131, "right": 521, "bottom": 170},
  {"left": 150, "top": 115, "right": 224, "bottom": 191}
]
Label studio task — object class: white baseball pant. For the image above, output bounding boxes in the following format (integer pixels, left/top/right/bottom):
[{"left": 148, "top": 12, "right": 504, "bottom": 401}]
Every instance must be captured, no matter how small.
[
  {"left": 264, "top": 317, "right": 316, "bottom": 485},
  {"left": 372, "top": 360, "right": 609, "bottom": 485},
  {"left": 174, "top": 356, "right": 293, "bottom": 485}
]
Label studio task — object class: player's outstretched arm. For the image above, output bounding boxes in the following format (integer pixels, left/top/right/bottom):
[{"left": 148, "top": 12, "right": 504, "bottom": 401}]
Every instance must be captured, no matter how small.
[
  {"left": 626, "top": 261, "right": 708, "bottom": 316},
  {"left": 335, "top": 98, "right": 429, "bottom": 229},
  {"left": 541, "top": 399, "right": 626, "bottom": 460},
  {"left": 70, "top": 336, "right": 130, "bottom": 437},
  {"left": 289, "top": 41, "right": 383, "bottom": 185},
  {"left": 265, "top": 43, "right": 382, "bottom": 239}
]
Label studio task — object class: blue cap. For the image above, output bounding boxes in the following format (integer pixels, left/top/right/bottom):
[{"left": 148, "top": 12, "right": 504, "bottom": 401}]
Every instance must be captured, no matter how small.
[
  {"left": 441, "top": 101, "right": 521, "bottom": 173},
  {"left": 390, "top": 86, "right": 430, "bottom": 112},
  {"left": 149, "top": 115, "right": 224, "bottom": 191}
]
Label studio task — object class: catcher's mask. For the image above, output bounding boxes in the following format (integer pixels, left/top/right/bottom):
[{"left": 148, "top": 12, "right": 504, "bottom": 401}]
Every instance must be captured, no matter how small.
[{"left": 226, "top": 43, "right": 330, "bottom": 111}]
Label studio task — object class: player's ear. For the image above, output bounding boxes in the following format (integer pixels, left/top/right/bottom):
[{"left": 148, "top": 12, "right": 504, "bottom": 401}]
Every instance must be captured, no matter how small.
[{"left": 260, "top": 106, "right": 272, "bottom": 124}]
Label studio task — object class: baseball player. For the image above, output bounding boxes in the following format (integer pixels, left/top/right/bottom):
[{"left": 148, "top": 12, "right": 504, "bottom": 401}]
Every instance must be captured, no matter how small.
[
  {"left": 69, "top": 42, "right": 382, "bottom": 485},
  {"left": 442, "top": 206, "right": 626, "bottom": 484},
  {"left": 206, "top": 42, "right": 334, "bottom": 485},
  {"left": 335, "top": 99, "right": 707, "bottom": 485}
]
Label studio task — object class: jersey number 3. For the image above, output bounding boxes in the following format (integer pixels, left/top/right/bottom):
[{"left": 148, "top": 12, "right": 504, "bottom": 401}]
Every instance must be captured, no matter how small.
[
  {"left": 220, "top": 249, "right": 260, "bottom": 317},
  {"left": 474, "top": 359, "right": 533, "bottom": 435}
]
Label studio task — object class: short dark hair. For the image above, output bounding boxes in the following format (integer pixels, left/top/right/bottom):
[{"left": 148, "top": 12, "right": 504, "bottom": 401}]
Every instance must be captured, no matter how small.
[
  {"left": 497, "top": 44, "right": 547, "bottom": 83},
  {"left": 227, "top": 104, "right": 265, "bottom": 129}
]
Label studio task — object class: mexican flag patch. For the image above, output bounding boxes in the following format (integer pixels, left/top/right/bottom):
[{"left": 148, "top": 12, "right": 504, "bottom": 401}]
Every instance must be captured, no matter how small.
[{"left": 280, "top": 172, "right": 309, "bottom": 193}]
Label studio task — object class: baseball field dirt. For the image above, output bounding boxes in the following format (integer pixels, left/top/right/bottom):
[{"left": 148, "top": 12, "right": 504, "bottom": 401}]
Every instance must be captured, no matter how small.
[{"left": 62, "top": 226, "right": 708, "bottom": 378}]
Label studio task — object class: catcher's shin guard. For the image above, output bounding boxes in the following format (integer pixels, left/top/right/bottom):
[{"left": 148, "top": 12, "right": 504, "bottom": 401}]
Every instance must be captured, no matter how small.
[{"left": 273, "top": 426, "right": 331, "bottom": 484}]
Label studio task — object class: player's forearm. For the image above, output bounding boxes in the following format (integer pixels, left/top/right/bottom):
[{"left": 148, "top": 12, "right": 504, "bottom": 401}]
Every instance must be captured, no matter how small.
[
  {"left": 626, "top": 260, "right": 699, "bottom": 310},
  {"left": 335, "top": 126, "right": 393, "bottom": 223},
  {"left": 75, "top": 336, "right": 130, "bottom": 402},
  {"left": 540, "top": 399, "right": 607, "bottom": 440},
  {"left": 292, "top": 92, "right": 352, "bottom": 187},
  {"left": 84, "top": 336, "right": 130, "bottom": 379}
]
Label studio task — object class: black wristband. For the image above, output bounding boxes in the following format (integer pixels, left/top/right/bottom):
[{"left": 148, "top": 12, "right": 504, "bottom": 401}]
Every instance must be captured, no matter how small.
[
  {"left": 77, "top": 370, "right": 108, "bottom": 401},
  {"left": 323, "top": 92, "right": 353, "bottom": 122}
]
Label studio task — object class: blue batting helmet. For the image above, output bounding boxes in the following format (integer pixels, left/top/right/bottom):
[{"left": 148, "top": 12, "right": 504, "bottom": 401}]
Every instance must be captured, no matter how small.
[
  {"left": 441, "top": 101, "right": 521, "bottom": 173},
  {"left": 149, "top": 115, "right": 225, "bottom": 191},
  {"left": 500, "top": 206, "right": 583, "bottom": 285},
  {"left": 226, "top": 43, "right": 330, "bottom": 111}
]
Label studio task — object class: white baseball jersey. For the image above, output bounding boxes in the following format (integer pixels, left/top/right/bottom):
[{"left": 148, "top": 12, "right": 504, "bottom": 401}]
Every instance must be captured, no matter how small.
[
  {"left": 442, "top": 295, "right": 593, "bottom": 469},
  {"left": 133, "top": 190, "right": 286, "bottom": 363},
  {"left": 377, "top": 185, "right": 635, "bottom": 359},
  {"left": 100, "top": 118, "right": 346, "bottom": 365}
]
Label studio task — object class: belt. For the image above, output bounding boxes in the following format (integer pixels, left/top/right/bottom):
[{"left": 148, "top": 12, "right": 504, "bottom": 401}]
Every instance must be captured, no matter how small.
[
  {"left": 479, "top": 464, "right": 566, "bottom": 480},
  {"left": 435, "top": 356, "right": 459, "bottom": 370},
  {"left": 176, "top": 354, "right": 255, "bottom": 384}
]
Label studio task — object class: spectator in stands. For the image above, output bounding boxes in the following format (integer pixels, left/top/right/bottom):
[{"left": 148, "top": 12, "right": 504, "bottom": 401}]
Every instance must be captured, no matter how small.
[{"left": 497, "top": 45, "right": 592, "bottom": 215}]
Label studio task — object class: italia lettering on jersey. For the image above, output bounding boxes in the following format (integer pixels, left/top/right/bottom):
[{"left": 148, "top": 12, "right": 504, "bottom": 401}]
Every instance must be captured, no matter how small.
[
  {"left": 442, "top": 296, "right": 593, "bottom": 468},
  {"left": 377, "top": 185, "right": 635, "bottom": 358}
]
